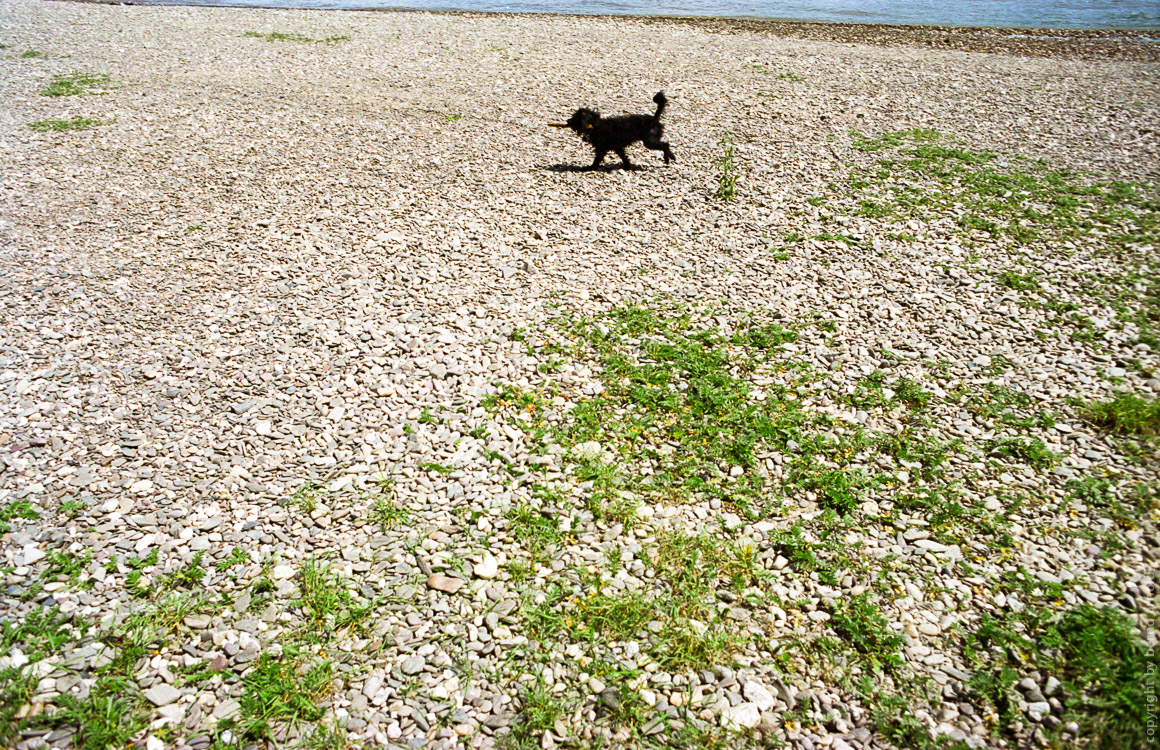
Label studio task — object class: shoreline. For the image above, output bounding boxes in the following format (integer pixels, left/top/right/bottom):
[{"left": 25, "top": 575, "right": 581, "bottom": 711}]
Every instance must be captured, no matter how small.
[
  {"left": 54, "top": 0, "right": 1160, "bottom": 61},
  {"left": 1, "top": 2, "right": 1157, "bottom": 749}
]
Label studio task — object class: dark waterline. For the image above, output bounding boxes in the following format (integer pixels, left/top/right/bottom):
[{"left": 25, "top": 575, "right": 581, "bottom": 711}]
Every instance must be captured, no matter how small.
[{"left": 132, "top": 0, "right": 1160, "bottom": 29}]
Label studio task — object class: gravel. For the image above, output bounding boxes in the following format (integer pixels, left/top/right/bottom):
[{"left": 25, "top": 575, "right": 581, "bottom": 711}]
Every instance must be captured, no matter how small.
[{"left": 0, "top": 2, "right": 1157, "bottom": 749}]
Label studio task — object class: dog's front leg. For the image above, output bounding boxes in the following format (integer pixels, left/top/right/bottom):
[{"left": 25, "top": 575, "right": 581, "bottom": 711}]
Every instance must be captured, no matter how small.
[
  {"left": 614, "top": 148, "right": 635, "bottom": 170},
  {"left": 586, "top": 149, "right": 608, "bottom": 170}
]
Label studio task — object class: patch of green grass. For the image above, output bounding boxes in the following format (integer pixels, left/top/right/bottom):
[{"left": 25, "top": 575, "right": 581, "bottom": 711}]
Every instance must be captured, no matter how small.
[
  {"left": 0, "top": 606, "right": 87, "bottom": 661},
  {"left": 27, "top": 596, "right": 200, "bottom": 749},
  {"left": 237, "top": 649, "right": 333, "bottom": 741},
  {"left": 954, "top": 382, "right": 1055, "bottom": 429},
  {"left": 0, "top": 499, "right": 38, "bottom": 533},
  {"left": 964, "top": 604, "right": 1156, "bottom": 747},
  {"left": 769, "top": 523, "right": 826, "bottom": 572},
  {"left": 40, "top": 72, "right": 110, "bottom": 97},
  {"left": 0, "top": 667, "right": 35, "bottom": 746},
  {"left": 715, "top": 132, "right": 738, "bottom": 201},
  {"left": 654, "top": 529, "right": 761, "bottom": 595},
  {"left": 893, "top": 378, "right": 933, "bottom": 409},
  {"left": 41, "top": 548, "right": 94, "bottom": 589},
  {"left": 555, "top": 305, "right": 820, "bottom": 517},
  {"left": 20, "top": 49, "right": 43, "bottom": 58},
  {"left": 297, "top": 558, "right": 372, "bottom": 638},
  {"left": 787, "top": 464, "right": 871, "bottom": 515},
  {"left": 217, "top": 546, "right": 248, "bottom": 572},
  {"left": 242, "top": 31, "right": 350, "bottom": 43},
  {"left": 178, "top": 655, "right": 230, "bottom": 686},
  {"left": 288, "top": 481, "right": 321, "bottom": 513},
  {"left": 370, "top": 494, "right": 411, "bottom": 532},
  {"left": 1079, "top": 391, "right": 1160, "bottom": 436},
  {"left": 1, "top": 608, "right": 89, "bottom": 743},
  {"left": 122, "top": 548, "right": 160, "bottom": 598},
  {"left": 299, "top": 720, "right": 351, "bottom": 749},
  {"left": 812, "top": 230, "right": 867, "bottom": 248},
  {"left": 852, "top": 128, "right": 941, "bottom": 152},
  {"left": 526, "top": 560, "right": 747, "bottom": 672},
  {"left": 162, "top": 550, "right": 205, "bottom": 589},
  {"left": 47, "top": 685, "right": 150, "bottom": 750},
  {"left": 60, "top": 498, "right": 84, "bottom": 517},
  {"left": 482, "top": 383, "right": 548, "bottom": 417},
  {"left": 1065, "top": 476, "right": 1153, "bottom": 527},
  {"left": 997, "top": 269, "right": 1040, "bottom": 291},
  {"left": 870, "top": 693, "right": 959, "bottom": 749},
  {"left": 826, "top": 591, "right": 906, "bottom": 673},
  {"left": 985, "top": 436, "right": 1058, "bottom": 470},
  {"left": 504, "top": 677, "right": 568, "bottom": 749},
  {"left": 876, "top": 432, "right": 960, "bottom": 481},
  {"left": 890, "top": 485, "right": 1010, "bottom": 547},
  {"left": 505, "top": 500, "right": 563, "bottom": 560},
  {"left": 846, "top": 129, "right": 1159, "bottom": 249},
  {"left": 750, "top": 64, "right": 806, "bottom": 83}
]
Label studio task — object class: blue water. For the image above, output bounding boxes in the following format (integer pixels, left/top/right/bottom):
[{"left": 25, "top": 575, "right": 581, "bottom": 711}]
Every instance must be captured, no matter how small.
[{"left": 136, "top": 0, "right": 1160, "bottom": 29}]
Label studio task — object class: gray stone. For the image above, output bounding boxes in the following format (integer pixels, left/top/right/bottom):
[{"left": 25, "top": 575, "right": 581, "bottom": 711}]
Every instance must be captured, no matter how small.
[
  {"left": 144, "top": 683, "right": 181, "bottom": 706},
  {"left": 742, "top": 680, "right": 777, "bottom": 711},
  {"left": 721, "top": 702, "right": 762, "bottom": 729}
]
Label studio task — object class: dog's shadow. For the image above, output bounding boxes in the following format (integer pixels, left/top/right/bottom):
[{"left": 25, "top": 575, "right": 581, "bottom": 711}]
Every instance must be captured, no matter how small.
[{"left": 544, "top": 163, "right": 644, "bottom": 173}]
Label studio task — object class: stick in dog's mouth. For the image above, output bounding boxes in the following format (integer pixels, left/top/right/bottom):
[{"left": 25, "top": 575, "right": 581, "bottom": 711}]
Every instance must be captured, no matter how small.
[{"left": 547, "top": 122, "right": 569, "bottom": 129}]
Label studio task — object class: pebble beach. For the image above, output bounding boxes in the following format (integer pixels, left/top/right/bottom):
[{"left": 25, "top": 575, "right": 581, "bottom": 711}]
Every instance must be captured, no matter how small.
[{"left": 0, "top": 1, "right": 1157, "bottom": 749}]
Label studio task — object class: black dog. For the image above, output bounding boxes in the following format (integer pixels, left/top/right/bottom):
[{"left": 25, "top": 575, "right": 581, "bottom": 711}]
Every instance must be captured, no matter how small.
[{"left": 551, "top": 91, "right": 675, "bottom": 171}]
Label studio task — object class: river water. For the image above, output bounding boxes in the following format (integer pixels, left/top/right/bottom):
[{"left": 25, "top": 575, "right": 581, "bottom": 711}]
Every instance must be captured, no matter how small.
[{"left": 134, "top": 0, "right": 1160, "bottom": 30}]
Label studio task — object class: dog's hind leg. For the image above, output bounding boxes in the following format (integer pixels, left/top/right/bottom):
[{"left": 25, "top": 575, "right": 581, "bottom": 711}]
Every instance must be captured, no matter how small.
[
  {"left": 643, "top": 125, "right": 674, "bottom": 164},
  {"left": 644, "top": 135, "right": 674, "bottom": 164}
]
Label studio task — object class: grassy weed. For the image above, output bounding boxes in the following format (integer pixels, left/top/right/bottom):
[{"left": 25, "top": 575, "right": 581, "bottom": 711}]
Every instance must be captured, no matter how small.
[
  {"left": 1079, "top": 391, "right": 1160, "bottom": 436},
  {"left": 504, "top": 677, "right": 568, "bottom": 749},
  {"left": 41, "top": 548, "right": 94, "bottom": 589},
  {"left": 30, "top": 117, "right": 108, "bottom": 132},
  {"left": 1066, "top": 476, "right": 1154, "bottom": 526},
  {"left": 161, "top": 551, "right": 205, "bottom": 590},
  {"left": 40, "top": 72, "right": 110, "bottom": 97},
  {"left": 827, "top": 592, "right": 906, "bottom": 673},
  {"left": 848, "top": 128, "right": 1158, "bottom": 249},
  {"left": 21, "top": 597, "right": 201, "bottom": 749},
  {"left": 237, "top": 649, "right": 333, "bottom": 741},
  {"left": 242, "top": 31, "right": 349, "bottom": 43},
  {"left": 0, "top": 499, "right": 38, "bottom": 533},
  {"left": 216, "top": 546, "right": 248, "bottom": 572},
  {"left": 985, "top": 436, "right": 1058, "bottom": 469},
  {"left": 297, "top": 558, "right": 372, "bottom": 638},
  {"left": 964, "top": 604, "right": 1156, "bottom": 747},
  {"left": 954, "top": 383, "right": 1056, "bottom": 430},
  {"left": 1, "top": 608, "right": 89, "bottom": 745},
  {"left": 715, "top": 132, "right": 738, "bottom": 201},
  {"left": 555, "top": 304, "right": 813, "bottom": 516}
]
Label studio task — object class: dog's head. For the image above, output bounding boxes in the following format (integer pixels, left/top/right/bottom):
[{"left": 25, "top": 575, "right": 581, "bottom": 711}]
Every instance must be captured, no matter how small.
[{"left": 566, "top": 108, "right": 599, "bottom": 139}]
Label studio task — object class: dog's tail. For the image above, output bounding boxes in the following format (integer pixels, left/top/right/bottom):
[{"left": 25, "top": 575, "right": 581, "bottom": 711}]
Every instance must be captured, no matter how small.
[{"left": 652, "top": 91, "right": 667, "bottom": 121}]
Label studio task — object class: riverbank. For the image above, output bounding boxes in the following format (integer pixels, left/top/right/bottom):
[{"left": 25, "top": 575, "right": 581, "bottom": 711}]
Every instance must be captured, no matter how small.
[{"left": 1, "top": 1, "right": 1157, "bottom": 749}]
